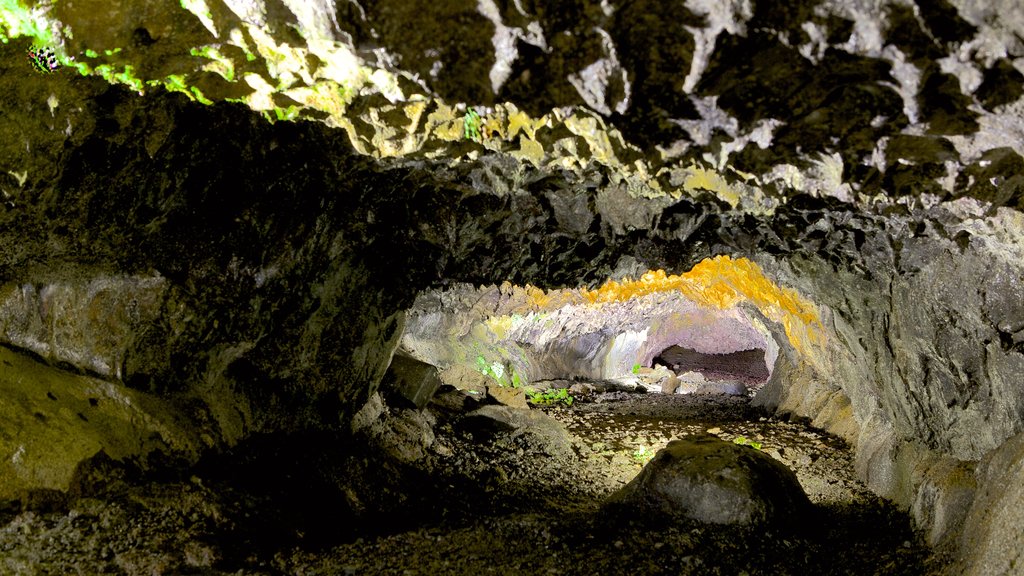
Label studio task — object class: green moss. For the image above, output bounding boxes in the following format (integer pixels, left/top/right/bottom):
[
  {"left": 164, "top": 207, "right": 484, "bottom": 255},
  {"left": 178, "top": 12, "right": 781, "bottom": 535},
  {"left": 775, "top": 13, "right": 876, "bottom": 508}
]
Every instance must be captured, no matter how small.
[
  {"left": 274, "top": 105, "right": 299, "bottom": 122},
  {"left": 464, "top": 107, "right": 482, "bottom": 142},
  {"left": 114, "top": 65, "right": 144, "bottom": 92},
  {"left": 733, "top": 436, "right": 763, "bottom": 450},
  {"left": 70, "top": 60, "right": 92, "bottom": 76},
  {"left": 632, "top": 446, "right": 656, "bottom": 465},
  {"left": 0, "top": 0, "right": 54, "bottom": 46},
  {"left": 260, "top": 107, "right": 304, "bottom": 123},
  {"left": 191, "top": 45, "right": 236, "bottom": 82},
  {"left": 158, "top": 74, "right": 215, "bottom": 104},
  {"left": 163, "top": 73, "right": 189, "bottom": 93},
  {"left": 92, "top": 63, "right": 146, "bottom": 93},
  {"left": 527, "top": 387, "right": 574, "bottom": 407},
  {"left": 190, "top": 85, "right": 213, "bottom": 105}
]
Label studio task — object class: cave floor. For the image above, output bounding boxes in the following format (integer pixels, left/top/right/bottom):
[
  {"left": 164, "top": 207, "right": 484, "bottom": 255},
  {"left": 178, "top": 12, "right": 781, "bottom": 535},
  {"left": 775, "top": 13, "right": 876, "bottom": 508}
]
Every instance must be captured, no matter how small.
[{"left": 0, "top": 390, "right": 944, "bottom": 575}]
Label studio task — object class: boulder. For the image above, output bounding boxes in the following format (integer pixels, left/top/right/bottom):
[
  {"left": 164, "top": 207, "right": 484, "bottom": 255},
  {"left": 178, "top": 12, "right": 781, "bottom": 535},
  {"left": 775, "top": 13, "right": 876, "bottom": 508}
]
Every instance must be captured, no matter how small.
[
  {"left": 381, "top": 353, "right": 443, "bottom": 409},
  {"left": 486, "top": 384, "right": 529, "bottom": 409},
  {"left": 458, "top": 405, "right": 572, "bottom": 458},
  {"left": 605, "top": 434, "right": 812, "bottom": 528},
  {"left": 352, "top": 392, "right": 436, "bottom": 463},
  {"left": 0, "top": 347, "right": 199, "bottom": 501}
]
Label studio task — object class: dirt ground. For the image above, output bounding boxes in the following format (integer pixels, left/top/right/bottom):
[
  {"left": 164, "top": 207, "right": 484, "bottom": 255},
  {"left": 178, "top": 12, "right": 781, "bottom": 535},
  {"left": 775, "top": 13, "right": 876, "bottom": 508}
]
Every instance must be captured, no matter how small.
[{"left": 0, "top": 387, "right": 944, "bottom": 575}]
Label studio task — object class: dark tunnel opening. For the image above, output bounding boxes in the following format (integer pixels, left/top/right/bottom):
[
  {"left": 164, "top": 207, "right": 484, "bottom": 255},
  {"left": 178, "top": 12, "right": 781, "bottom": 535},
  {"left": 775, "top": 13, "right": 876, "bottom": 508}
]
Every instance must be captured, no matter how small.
[{"left": 652, "top": 345, "right": 771, "bottom": 389}]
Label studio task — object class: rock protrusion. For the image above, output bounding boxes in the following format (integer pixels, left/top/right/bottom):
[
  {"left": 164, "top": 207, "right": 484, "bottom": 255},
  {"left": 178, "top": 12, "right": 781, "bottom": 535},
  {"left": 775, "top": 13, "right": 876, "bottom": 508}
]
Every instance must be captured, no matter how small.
[
  {"left": 381, "top": 353, "right": 444, "bottom": 409},
  {"left": 458, "top": 405, "right": 573, "bottom": 459}
]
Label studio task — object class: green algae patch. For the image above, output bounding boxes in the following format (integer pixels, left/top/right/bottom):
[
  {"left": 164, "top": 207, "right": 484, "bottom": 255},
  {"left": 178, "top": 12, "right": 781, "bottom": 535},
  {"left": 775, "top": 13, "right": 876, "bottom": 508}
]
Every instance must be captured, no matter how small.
[
  {"left": 0, "top": 347, "right": 200, "bottom": 500},
  {"left": 0, "top": 0, "right": 54, "bottom": 46}
]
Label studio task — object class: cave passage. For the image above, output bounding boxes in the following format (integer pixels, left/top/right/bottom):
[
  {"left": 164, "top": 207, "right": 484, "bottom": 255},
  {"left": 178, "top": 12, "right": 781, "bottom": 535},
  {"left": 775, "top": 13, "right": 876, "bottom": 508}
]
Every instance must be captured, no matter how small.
[
  {"left": 653, "top": 345, "right": 771, "bottom": 388},
  {"left": 399, "top": 258, "right": 804, "bottom": 401}
]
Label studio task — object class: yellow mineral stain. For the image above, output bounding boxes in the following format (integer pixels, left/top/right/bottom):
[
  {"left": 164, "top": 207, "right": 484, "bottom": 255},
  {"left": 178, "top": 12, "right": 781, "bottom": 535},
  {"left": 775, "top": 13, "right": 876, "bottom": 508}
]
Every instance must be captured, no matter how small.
[
  {"left": 525, "top": 285, "right": 551, "bottom": 308},
  {"left": 506, "top": 108, "right": 538, "bottom": 140},
  {"left": 580, "top": 256, "right": 823, "bottom": 354},
  {"left": 683, "top": 163, "right": 740, "bottom": 208}
]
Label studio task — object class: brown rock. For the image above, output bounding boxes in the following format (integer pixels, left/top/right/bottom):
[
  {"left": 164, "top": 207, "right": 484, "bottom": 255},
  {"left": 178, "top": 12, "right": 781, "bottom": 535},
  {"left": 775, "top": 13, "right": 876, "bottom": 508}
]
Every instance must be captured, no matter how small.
[{"left": 487, "top": 384, "right": 529, "bottom": 408}]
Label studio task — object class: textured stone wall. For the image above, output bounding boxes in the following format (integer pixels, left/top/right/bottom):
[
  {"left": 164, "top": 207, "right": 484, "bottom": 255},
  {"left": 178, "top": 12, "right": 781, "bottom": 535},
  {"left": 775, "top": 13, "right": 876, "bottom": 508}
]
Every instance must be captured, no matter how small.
[{"left": 1, "top": 1, "right": 1023, "bottom": 571}]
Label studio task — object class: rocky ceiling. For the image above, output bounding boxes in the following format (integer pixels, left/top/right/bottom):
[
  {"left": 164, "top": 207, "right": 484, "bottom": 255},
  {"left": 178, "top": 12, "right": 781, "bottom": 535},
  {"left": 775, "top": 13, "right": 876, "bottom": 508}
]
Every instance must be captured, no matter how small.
[{"left": 1, "top": 0, "right": 1023, "bottom": 573}]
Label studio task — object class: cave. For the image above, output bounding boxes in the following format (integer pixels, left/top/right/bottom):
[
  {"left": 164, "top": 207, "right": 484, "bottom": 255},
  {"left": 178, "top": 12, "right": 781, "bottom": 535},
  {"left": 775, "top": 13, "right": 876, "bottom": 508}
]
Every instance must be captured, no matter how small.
[
  {"left": 1, "top": 0, "right": 1024, "bottom": 574},
  {"left": 653, "top": 346, "right": 771, "bottom": 389}
]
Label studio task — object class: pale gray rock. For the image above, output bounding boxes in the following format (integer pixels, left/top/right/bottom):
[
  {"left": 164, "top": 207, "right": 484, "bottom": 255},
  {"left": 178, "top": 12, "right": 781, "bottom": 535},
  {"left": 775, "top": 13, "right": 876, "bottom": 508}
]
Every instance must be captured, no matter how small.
[
  {"left": 605, "top": 434, "right": 812, "bottom": 528},
  {"left": 958, "top": 431, "right": 1024, "bottom": 576},
  {"left": 0, "top": 275, "right": 166, "bottom": 379}
]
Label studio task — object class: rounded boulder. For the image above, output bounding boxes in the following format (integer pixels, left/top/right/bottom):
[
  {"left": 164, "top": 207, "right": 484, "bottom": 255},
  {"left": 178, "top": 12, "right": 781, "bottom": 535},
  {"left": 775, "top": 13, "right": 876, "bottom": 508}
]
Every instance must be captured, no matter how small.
[{"left": 605, "top": 433, "right": 813, "bottom": 528}]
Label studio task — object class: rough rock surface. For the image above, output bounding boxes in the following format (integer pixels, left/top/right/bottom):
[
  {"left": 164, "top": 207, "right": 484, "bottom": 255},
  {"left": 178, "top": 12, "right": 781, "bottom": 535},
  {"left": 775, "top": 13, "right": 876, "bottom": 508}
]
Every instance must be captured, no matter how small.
[
  {"left": 380, "top": 353, "right": 444, "bottom": 410},
  {"left": 0, "top": 390, "right": 934, "bottom": 575},
  {"left": 458, "top": 404, "right": 573, "bottom": 459},
  {"left": 401, "top": 282, "right": 778, "bottom": 385},
  {"left": 0, "top": 0, "right": 1022, "bottom": 572},
  {"left": 0, "top": 346, "right": 198, "bottom": 501},
  {"left": 957, "top": 431, "right": 1024, "bottom": 575},
  {"left": 605, "top": 433, "right": 813, "bottom": 528}
]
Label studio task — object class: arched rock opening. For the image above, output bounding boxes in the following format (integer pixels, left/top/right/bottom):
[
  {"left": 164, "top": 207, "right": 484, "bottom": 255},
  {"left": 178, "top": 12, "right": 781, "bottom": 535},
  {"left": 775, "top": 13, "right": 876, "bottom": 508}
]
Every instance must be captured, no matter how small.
[
  {"left": 396, "top": 258, "right": 805, "bottom": 408},
  {"left": 652, "top": 345, "right": 772, "bottom": 390}
]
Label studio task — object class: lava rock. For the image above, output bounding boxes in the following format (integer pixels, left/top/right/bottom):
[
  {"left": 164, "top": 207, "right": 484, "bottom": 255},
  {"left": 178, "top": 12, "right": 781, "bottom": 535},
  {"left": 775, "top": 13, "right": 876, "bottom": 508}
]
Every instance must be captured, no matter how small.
[
  {"left": 458, "top": 405, "right": 572, "bottom": 458},
  {"left": 438, "top": 365, "right": 490, "bottom": 397},
  {"left": 381, "top": 353, "right": 443, "bottom": 409},
  {"left": 605, "top": 433, "right": 813, "bottom": 529},
  {"left": 960, "top": 431, "right": 1024, "bottom": 575},
  {"left": 486, "top": 384, "right": 529, "bottom": 409},
  {"left": 692, "top": 380, "right": 748, "bottom": 396}
]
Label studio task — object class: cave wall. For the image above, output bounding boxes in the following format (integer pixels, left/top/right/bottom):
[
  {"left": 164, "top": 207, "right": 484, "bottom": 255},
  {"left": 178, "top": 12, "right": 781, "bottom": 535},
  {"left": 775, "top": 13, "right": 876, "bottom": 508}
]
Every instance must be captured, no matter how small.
[
  {"left": 0, "top": 0, "right": 1023, "bottom": 572},
  {"left": 400, "top": 282, "right": 775, "bottom": 385}
]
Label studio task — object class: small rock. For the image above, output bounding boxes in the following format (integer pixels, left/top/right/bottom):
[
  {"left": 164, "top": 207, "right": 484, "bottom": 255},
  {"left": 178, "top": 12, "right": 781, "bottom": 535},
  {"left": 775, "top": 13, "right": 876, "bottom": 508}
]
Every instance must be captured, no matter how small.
[{"left": 568, "top": 382, "right": 596, "bottom": 396}]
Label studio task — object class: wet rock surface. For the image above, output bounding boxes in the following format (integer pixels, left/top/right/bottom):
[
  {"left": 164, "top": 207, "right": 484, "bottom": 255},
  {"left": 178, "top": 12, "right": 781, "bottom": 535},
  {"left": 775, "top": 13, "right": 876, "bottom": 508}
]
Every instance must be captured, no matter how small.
[{"left": 0, "top": 389, "right": 935, "bottom": 575}]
